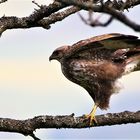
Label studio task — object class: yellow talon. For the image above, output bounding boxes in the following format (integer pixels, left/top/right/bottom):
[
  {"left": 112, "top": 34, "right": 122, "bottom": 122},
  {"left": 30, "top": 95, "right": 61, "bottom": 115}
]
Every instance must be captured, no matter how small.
[{"left": 85, "top": 104, "right": 98, "bottom": 126}]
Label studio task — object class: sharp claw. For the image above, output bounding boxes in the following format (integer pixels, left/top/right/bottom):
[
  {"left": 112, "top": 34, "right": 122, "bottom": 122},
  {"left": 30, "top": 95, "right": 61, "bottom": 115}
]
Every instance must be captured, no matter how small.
[
  {"left": 84, "top": 114, "right": 97, "bottom": 126},
  {"left": 84, "top": 104, "right": 98, "bottom": 126},
  {"left": 90, "top": 115, "right": 97, "bottom": 125}
]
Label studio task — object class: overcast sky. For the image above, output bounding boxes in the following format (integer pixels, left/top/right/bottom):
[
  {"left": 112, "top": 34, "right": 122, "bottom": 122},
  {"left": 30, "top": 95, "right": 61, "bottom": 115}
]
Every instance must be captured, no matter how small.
[{"left": 0, "top": 0, "right": 140, "bottom": 139}]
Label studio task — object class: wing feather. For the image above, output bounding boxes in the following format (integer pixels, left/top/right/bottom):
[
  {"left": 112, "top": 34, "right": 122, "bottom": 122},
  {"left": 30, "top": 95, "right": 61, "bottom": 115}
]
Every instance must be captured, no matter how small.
[{"left": 65, "top": 33, "right": 140, "bottom": 59}]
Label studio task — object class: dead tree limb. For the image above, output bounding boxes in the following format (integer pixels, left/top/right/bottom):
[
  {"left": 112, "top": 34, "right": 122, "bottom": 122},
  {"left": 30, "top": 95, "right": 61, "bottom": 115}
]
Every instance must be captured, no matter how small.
[
  {"left": 57, "top": 0, "right": 140, "bottom": 31},
  {"left": 0, "top": 1, "right": 65, "bottom": 36},
  {"left": 0, "top": 0, "right": 7, "bottom": 4},
  {"left": 0, "top": 6, "right": 79, "bottom": 36},
  {"left": 0, "top": 1, "right": 80, "bottom": 36},
  {"left": 0, "top": 111, "right": 140, "bottom": 140},
  {"left": 0, "top": 0, "right": 140, "bottom": 36},
  {"left": 57, "top": 0, "right": 140, "bottom": 10},
  {"left": 38, "top": 6, "right": 80, "bottom": 29}
]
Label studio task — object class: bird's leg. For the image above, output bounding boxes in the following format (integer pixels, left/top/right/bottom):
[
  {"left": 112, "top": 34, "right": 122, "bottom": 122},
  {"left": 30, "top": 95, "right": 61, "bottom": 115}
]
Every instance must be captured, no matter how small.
[{"left": 85, "top": 104, "right": 98, "bottom": 126}]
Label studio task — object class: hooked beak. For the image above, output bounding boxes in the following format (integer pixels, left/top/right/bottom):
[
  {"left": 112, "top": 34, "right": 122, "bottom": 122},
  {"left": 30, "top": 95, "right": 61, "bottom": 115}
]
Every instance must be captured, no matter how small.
[{"left": 49, "top": 55, "right": 53, "bottom": 62}]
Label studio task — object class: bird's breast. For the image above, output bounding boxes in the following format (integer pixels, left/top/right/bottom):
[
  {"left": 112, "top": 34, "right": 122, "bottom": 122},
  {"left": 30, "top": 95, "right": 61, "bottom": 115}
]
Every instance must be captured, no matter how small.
[
  {"left": 61, "top": 59, "right": 100, "bottom": 83},
  {"left": 61, "top": 59, "right": 124, "bottom": 83}
]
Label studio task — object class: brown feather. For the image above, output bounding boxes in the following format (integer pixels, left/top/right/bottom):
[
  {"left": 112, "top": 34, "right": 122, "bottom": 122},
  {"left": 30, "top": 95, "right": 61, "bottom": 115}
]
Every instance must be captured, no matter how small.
[{"left": 49, "top": 33, "right": 140, "bottom": 110}]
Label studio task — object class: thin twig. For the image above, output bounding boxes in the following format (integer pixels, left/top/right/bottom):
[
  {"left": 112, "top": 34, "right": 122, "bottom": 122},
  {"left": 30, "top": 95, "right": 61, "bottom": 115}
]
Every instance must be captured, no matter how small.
[
  {"left": 32, "top": 0, "right": 42, "bottom": 8},
  {"left": 78, "top": 12, "right": 114, "bottom": 27},
  {"left": 29, "top": 133, "right": 41, "bottom": 140}
]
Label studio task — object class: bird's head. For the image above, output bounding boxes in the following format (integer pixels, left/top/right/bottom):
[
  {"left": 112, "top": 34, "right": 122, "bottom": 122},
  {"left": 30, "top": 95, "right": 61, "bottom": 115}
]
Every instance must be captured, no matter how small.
[{"left": 49, "top": 45, "right": 70, "bottom": 62}]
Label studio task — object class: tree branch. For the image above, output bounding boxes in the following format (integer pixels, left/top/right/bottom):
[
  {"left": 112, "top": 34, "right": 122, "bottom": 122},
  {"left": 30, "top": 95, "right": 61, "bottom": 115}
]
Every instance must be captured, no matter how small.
[
  {"left": 0, "top": 1, "right": 80, "bottom": 36},
  {"left": 0, "top": 111, "right": 140, "bottom": 139},
  {"left": 78, "top": 12, "right": 114, "bottom": 27},
  {"left": 0, "top": 0, "right": 140, "bottom": 35},
  {"left": 26, "top": 1, "right": 66, "bottom": 24},
  {"left": 38, "top": 6, "right": 80, "bottom": 29},
  {"left": 57, "top": 0, "right": 140, "bottom": 11},
  {"left": 0, "top": 0, "right": 140, "bottom": 36},
  {"left": 0, "top": 1, "right": 65, "bottom": 35},
  {"left": 0, "top": 0, "right": 7, "bottom": 4},
  {"left": 57, "top": 0, "right": 140, "bottom": 32}
]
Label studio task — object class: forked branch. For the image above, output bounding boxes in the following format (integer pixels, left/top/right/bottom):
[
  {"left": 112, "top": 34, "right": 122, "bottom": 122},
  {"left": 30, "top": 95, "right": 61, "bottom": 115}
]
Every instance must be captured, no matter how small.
[
  {"left": 57, "top": 0, "right": 140, "bottom": 31},
  {"left": 0, "top": 1, "right": 78, "bottom": 36},
  {"left": 0, "top": 0, "right": 140, "bottom": 36}
]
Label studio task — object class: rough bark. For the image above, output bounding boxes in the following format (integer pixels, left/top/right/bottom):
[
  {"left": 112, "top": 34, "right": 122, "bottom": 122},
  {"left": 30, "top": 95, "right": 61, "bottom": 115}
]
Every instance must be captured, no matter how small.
[
  {"left": 0, "top": 1, "right": 77, "bottom": 36},
  {"left": 57, "top": 0, "right": 140, "bottom": 31},
  {"left": 0, "top": 111, "right": 140, "bottom": 139},
  {"left": 0, "top": 0, "right": 140, "bottom": 36},
  {"left": 0, "top": 0, "right": 7, "bottom": 4}
]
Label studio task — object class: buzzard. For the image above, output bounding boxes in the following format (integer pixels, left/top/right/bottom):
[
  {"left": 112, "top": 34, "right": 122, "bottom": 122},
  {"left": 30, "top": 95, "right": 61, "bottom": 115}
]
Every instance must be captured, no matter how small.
[{"left": 49, "top": 33, "right": 140, "bottom": 125}]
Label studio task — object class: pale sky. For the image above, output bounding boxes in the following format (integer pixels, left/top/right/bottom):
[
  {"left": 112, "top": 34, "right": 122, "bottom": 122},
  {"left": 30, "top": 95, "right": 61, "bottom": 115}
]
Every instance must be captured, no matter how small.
[{"left": 0, "top": 0, "right": 140, "bottom": 139}]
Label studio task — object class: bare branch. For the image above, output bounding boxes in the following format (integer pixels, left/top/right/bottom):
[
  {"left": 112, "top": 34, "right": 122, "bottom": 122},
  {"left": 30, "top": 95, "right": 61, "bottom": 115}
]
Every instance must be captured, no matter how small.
[
  {"left": 103, "top": 6, "right": 140, "bottom": 31},
  {"left": 26, "top": 1, "right": 66, "bottom": 24},
  {"left": 57, "top": 0, "right": 140, "bottom": 32},
  {"left": 29, "top": 133, "right": 40, "bottom": 140},
  {"left": 0, "top": 0, "right": 140, "bottom": 35},
  {"left": 57, "top": 0, "right": 140, "bottom": 11},
  {"left": 0, "top": 1, "right": 80, "bottom": 36},
  {"left": 38, "top": 6, "right": 80, "bottom": 29},
  {"left": 0, "top": 1, "right": 65, "bottom": 36},
  {"left": 0, "top": 111, "right": 139, "bottom": 139},
  {"left": 32, "top": 0, "right": 42, "bottom": 8},
  {"left": 78, "top": 12, "right": 114, "bottom": 27},
  {"left": 0, "top": 0, "right": 7, "bottom": 4}
]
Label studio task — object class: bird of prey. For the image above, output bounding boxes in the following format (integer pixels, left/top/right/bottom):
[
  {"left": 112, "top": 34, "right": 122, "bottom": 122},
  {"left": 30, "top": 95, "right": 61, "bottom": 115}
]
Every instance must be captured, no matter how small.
[{"left": 49, "top": 33, "right": 140, "bottom": 125}]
